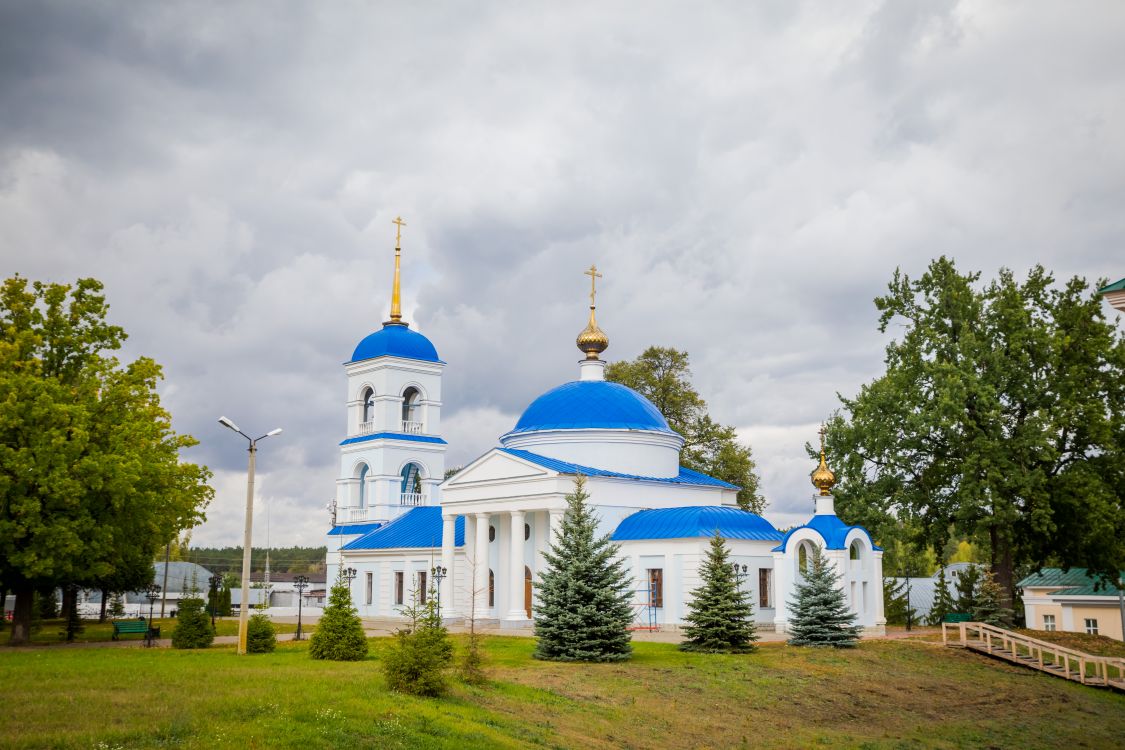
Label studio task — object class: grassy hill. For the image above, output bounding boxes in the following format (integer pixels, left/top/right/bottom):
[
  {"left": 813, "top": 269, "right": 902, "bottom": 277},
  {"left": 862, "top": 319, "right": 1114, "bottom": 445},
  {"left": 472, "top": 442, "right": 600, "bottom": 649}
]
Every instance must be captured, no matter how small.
[{"left": 1, "top": 636, "right": 1122, "bottom": 749}]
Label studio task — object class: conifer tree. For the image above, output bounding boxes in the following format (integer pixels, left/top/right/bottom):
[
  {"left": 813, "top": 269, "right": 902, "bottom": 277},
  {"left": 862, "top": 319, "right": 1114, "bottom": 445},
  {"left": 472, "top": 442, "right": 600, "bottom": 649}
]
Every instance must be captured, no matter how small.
[
  {"left": 680, "top": 534, "right": 757, "bottom": 653},
  {"left": 882, "top": 577, "right": 914, "bottom": 626},
  {"left": 383, "top": 584, "right": 454, "bottom": 696},
  {"left": 955, "top": 565, "right": 981, "bottom": 613},
  {"left": 534, "top": 475, "right": 634, "bottom": 662},
  {"left": 787, "top": 546, "right": 860, "bottom": 647},
  {"left": 927, "top": 566, "right": 957, "bottom": 625},
  {"left": 309, "top": 572, "right": 368, "bottom": 661},
  {"left": 108, "top": 592, "right": 126, "bottom": 618},
  {"left": 972, "top": 570, "right": 1015, "bottom": 627},
  {"left": 246, "top": 612, "right": 276, "bottom": 653},
  {"left": 171, "top": 596, "right": 214, "bottom": 649}
]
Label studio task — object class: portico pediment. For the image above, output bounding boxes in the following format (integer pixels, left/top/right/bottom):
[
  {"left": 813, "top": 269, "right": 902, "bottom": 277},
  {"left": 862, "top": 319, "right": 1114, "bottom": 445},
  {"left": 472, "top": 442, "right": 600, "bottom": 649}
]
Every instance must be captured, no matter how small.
[{"left": 444, "top": 448, "right": 556, "bottom": 486}]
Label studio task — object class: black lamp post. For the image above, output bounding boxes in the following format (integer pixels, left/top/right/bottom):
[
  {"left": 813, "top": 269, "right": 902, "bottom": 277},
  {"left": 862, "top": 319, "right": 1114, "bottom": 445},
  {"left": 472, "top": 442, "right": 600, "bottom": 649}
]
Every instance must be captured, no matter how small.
[
  {"left": 342, "top": 567, "right": 357, "bottom": 586},
  {"left": 144, "top": 584, "right": 161, "bottom": 647},
  {"left": 431, "top": 565, "right": 448, "bottom": 612},
  {"left": 293, "top": 575, "right": 309, "bottom": 641},
  {"left": 208, "top": 575, "right": 221, "bottom": 628}
]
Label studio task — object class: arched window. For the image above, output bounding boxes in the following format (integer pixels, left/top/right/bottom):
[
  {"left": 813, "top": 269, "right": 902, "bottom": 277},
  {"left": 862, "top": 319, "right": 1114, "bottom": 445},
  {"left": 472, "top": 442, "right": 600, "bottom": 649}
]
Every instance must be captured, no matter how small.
[
  {"left": 850, "top": 541, "right": 862, "bottom": 561},
  {"left": 399, "top": 462, "right": 424, "bottom": 504},
  {"left": 798, "top": 542, "right": 809, "bottom": 574},
  {"left": 361, "top": 387, "right": 375, "bottom": 424},
  {"left": 401, "top": 387, "right": 421, "bottom": 431},
  {"left": 488, "top": 569, "right": 495, "bottom": 608},
  {"left": 358, "top": 464, "right": 369, "bottom": 508}
]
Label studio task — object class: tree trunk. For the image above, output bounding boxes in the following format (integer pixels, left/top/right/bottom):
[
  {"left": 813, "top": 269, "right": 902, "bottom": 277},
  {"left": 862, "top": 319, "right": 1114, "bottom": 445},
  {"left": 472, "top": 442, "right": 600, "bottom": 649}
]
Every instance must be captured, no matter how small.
[
  {"left": 60, "top": 585, "right": 77, "bottom": 623},
  {"left": 99, "top": 588, "right": 108, "bottom": 623},
  {"left": 9, "top": 587, "right": 33, "bottom": 645},
  {"left": 989, "top": 527, "right": 1015, "bottom": 613}
]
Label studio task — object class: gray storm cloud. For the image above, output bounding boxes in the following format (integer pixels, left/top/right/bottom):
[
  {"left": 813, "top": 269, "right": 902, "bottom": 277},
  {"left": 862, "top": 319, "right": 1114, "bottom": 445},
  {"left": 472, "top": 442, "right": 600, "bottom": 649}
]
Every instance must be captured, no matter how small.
[{"left": 2, "top": 1, "right": 1123, "bottom": 544}]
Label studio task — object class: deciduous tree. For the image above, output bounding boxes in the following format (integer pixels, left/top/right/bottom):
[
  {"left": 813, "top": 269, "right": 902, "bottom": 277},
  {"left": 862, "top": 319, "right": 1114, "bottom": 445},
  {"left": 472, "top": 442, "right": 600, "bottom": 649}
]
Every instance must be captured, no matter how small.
[
  {"left": 607, "top": 347, "right": 764, "bottom": 512},
  {"left": 0, "top": 276, "right": 212, "bottom": 645},
  {"left": 826, "top": 259, "right": 1125, "bottom": 607}
]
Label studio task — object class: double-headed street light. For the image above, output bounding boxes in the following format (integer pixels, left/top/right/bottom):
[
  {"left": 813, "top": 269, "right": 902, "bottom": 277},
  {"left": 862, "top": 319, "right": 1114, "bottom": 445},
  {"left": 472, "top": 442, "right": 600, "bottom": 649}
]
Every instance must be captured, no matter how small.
[{"left": 218, "top": 415, "right": 283, "bottom": 656}]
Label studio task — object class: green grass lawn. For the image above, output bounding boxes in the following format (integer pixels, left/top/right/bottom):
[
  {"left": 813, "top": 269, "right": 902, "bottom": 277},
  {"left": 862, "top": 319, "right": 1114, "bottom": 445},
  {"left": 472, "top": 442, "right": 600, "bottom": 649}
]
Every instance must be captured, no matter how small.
[
  {"left": 0, "top": 636, "right": 1122, "bottom": 749},
  {"left": 16, "top": 617, "right": 299, "bottom": 644}
]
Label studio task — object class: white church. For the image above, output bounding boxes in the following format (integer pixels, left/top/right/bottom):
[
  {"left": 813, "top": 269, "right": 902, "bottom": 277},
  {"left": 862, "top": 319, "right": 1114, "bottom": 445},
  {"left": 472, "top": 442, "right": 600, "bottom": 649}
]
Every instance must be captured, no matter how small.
[{"left": 325, "top": 228, "right": 886, "bottom": 634}]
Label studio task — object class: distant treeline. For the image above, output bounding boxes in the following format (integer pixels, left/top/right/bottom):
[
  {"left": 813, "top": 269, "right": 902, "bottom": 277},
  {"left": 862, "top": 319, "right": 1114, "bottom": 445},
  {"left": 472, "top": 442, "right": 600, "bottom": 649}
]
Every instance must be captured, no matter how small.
[{"left": 181, "top": 546, "right": 327, "bottom": 575}]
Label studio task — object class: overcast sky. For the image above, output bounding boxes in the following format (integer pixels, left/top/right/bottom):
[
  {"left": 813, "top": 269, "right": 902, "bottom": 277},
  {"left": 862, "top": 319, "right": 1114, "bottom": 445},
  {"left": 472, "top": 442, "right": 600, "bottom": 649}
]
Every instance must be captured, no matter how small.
[{"left": 2, "top": 1, "right": 1123, "bottom": 548}]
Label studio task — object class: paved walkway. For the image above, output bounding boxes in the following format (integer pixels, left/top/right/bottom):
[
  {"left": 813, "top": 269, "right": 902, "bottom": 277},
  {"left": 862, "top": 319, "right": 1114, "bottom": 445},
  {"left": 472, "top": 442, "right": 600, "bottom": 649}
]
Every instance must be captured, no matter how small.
[{"left": 4, "top": 619, "right": 939, "bottom": 650}]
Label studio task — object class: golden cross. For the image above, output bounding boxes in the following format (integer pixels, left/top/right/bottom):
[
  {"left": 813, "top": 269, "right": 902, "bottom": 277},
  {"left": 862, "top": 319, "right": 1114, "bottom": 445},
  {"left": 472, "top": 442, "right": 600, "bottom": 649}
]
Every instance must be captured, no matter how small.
[
  {"left": 585, "top": 264, "right": 602, "bottom": 307},
  {"left": 392, "top": 216, "right": 407, "bottom": 250}
]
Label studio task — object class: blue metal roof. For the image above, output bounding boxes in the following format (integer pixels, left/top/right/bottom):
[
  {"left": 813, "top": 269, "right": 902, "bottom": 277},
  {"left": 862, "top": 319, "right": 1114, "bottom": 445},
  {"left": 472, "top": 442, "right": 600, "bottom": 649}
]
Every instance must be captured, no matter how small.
[
  {"left": 772, "top": 513, "right": 881, "bottom": 552},
  {"left": 327, "top": 522, "right": 383, "bottom": 536},
  {"left": 499, "top": 448, "right": 738, "bottom": 489},
  {"left": 341, "top": 506, "right": 464, "bottom": 550},
  {"left": 349, "top": 323, "right": 443, "bottom": 364},
  {"left": 611, "top": 506, "right": 782, "bottom": 541},
  {"left": 340, "top": 432, "right": 448, "bottom": 446},
  {"left": 504, "top": 381, "right": 677, "bottom": 436}
]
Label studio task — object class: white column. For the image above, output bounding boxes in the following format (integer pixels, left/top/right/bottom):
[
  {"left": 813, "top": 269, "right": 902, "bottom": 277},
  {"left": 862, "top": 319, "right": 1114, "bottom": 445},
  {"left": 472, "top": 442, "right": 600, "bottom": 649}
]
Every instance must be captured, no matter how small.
[
  {"left": 549, "top": 509, "right": 565, "bottom": 546},
  {"left": 463, "top": 514, "right": 476, "bottom": 615},
  {"left": 441, "top": 514, "right": 456, "bottom": 617},
  {"left": 506, "top": 510, "right": 527, "bottom": 621},
  {"left": 772, "top": 551, "right": 789, "bottom": 633},
  {"left": 474, "top": 513, "right": 490, "bottom": 616}
]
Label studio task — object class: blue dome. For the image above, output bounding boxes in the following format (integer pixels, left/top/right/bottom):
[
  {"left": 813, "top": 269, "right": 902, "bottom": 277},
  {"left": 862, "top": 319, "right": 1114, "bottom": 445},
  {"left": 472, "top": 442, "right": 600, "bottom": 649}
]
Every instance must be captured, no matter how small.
[
  {"left": 506, "top": 380, "right": 676, "bottom": 435},
  {"left": 349, "top": 323, "right": 442, "bottom": 364}
]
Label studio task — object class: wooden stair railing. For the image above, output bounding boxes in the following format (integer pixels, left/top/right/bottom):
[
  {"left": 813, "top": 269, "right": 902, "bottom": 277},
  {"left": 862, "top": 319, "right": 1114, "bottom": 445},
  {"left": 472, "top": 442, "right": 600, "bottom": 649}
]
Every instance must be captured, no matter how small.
[{"left": 943, "top": 621, "right": 1125, "bottom": 690}]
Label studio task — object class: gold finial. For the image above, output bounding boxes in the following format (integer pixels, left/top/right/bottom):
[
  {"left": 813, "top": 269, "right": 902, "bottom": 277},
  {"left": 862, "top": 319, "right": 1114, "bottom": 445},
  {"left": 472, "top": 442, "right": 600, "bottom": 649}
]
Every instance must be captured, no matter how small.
[
  {"left": 810, "top": 424, "right": 837, "bottom": 496},
  {"left": 576, "top": 264, "right": 609, "bottom": 360},
  {"left": 388, "top": 216, "right": 406, "bottom": 324}
]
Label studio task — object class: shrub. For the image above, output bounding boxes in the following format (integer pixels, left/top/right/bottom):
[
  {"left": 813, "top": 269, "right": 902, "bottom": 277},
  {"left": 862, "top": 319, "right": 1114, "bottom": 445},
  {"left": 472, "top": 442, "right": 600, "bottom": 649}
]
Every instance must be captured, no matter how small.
[
  {"left": 309, "top": 573, "right": 368, "bottom": 661},
  {"left": 171, "top": 597, "right": 214, "bottom": 649},
  {"left": 246, "top": 612, "right": 276, "bottom": 653},
  {"left": 383, "top": 595, "right": 454, "bottom": 696}
]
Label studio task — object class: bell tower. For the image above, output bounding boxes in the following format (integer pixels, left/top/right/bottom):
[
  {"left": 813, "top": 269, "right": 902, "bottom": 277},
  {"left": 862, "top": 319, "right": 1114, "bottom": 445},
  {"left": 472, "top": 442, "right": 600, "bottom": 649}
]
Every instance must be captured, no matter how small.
[{"left": 333, "top": 216, "right": 447, "bottom": 528}]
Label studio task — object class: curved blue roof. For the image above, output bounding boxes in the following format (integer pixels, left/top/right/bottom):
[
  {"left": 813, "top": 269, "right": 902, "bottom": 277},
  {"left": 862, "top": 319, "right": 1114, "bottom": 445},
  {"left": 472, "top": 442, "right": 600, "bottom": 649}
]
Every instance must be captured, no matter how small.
[
  {"left": 612, "top": 506, "right": 782, "bottom": 541},
  {"left": 505, "top": 381, "right": 676, "bottom": 436},
  {"left": 500, "top": 448, "right": 738, "bottom": 488},
  {"left": 341, "top": 506, "right": 464, "bottom": 551},
  {"left": 349, "top": 323, "right": 442, "bottom": 364},
  {"left": 772, "top": 513, "right": 880, "bottom": 552}
]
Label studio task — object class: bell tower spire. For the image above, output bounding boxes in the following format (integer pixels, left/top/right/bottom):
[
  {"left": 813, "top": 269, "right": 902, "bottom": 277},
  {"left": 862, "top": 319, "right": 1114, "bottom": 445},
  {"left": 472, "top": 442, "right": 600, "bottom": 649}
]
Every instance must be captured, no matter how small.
[{"left": 387, "top": 216, "right": 407, "bottom": 326}]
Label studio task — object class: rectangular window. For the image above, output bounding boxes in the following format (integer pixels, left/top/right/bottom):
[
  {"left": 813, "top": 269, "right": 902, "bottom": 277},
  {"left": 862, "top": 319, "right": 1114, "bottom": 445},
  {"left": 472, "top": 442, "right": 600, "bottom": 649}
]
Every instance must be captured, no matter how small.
[
  {"left": 394, "top": 571, "right": 404, "bottom": 605},
  {"left": 647, "top": 568, "right": 664, "bottom": 608},
  {"left": 1085, "top": 618, "right": 1098, "bottom": 635},
  {"left": 365, "top": 572, "right": 372, "bottom": 605},
  {"left": 417, "top": 571, "right": 428, "bottom": 604},
  {"left": 759, "top": 569, "right": 772, "bottom": 609},
  {"left": 1043, "top": 614, "right": 1056, "bottom": 632}
]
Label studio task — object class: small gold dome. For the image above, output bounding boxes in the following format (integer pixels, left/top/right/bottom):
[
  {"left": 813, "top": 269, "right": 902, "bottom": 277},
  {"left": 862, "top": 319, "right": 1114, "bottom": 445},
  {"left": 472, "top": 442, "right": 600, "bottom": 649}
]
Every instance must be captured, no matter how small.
[
  {"left": 576, "top": 308, "right": 609, "bottom": 360},
  {"left": 810, "top": 426, "right": 836, "bottom": 496}
]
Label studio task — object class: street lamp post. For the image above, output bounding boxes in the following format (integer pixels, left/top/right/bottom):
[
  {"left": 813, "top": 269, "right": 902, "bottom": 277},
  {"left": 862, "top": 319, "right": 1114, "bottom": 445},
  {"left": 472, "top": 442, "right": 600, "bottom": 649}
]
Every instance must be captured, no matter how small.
[
  {"left": 208, "top": 574, "right": 221, "bottom": 628},
  {"left": 431, "top": 566, "right": 448, "bottom": 613},
  {"left": 294, "top": 575, "right": 309, "bottom": 641},
  {"left": 218, "top": 416, "right": 282, "bottom": 655},
  {"left": 144, "top": 584, "right": 161, "bottom": 648}
]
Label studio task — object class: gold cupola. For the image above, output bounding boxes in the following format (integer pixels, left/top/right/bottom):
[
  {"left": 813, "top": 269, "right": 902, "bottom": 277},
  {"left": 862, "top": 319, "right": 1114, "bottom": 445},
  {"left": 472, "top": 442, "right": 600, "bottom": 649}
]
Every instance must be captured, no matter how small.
[
  {"left": 810, "top": 424, "right": 837, "bottom": 496},
  {"left": 576, "top": 264, "right": 609, "bottom": 360}
]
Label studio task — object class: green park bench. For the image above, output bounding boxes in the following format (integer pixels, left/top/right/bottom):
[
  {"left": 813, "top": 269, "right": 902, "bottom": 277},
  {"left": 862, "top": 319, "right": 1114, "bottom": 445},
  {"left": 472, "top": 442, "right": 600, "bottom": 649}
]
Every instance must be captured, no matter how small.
[
  {"left": 943, "top": 613, "right": 973, "bottom": 624},
  {"left": 112, "top": 619, "right": 158, "bottom": 640}
]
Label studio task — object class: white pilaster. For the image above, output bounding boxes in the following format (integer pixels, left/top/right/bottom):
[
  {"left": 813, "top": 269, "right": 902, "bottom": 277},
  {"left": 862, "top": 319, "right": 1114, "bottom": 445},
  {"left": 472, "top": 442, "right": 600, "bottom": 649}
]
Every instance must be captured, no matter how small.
[
  {"left": 873, "top": 550, "right": 886, "bottom": 627},
  {"left": 441, "top": 514, "right": 456, "bottom": 617},
  {"left": 549, "top": 509, "right": 565, "bottom": 545},
  {"left": 474, "top": 512, "right": 490, "bottom": 616},
  {"left": 506, "top": 510, "right": 527, "bottom": 621},
  {"left": 772, "top": 550, "right": 789, "bottom": 632}
]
